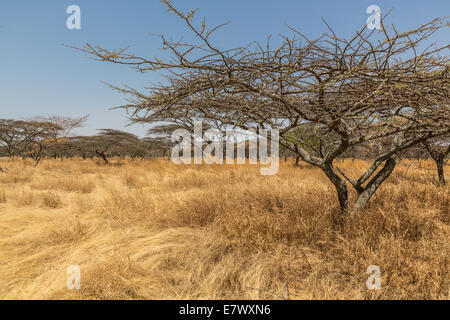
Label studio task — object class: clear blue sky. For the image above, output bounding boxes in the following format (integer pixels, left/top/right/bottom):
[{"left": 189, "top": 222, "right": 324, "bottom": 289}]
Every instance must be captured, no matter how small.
[{"left": 1, "top": 0, "right": 448, "bottom": 136}]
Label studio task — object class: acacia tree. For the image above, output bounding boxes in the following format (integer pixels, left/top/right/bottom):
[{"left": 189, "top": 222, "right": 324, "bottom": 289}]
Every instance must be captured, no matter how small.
[
  {"left": 26, "top": 116, "right": 88, "bottom": 166},
  {"left": 0, "top": 119, "right": 45, "bottom": 158},
  {"left": 35, "top": 115, "right": 89, "bottom": 139},
  {"left": 74, "top": 2, "right": 449, "bottom": 214},
  {"left": 146, "top": 122, "right": 218, "bottom": 160},
  {"left": 0, "top": 116, "right": 88, "bottom": 166},
  {"left": 423, "top": 136, "right": 450, "bottom": 184},
  {"left": 145, "top": 124, "right": 182, "bottom": 160},
  {"left": 77, "top": 129, "right": 144, "bottom": 164},
  {"left": 0, "top": 119, "right": 61, "bottom": 166}
]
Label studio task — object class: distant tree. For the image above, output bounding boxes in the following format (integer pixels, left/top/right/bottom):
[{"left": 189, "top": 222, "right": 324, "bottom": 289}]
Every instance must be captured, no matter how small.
[
  {"left": 26, "top": 115, "right": 88, "bottom": 166},
  {"left": 146, "top": 123, "right": 215, "bottom": 160},
  {"left": 423, "top": 136, "right": 450, "bottom": 184},
  {"left": 144, "top": 125, "right": 176, "bottom": 160},
  {"left": 0, "top": 119, "right": 43, "bottom": 158},
  {"left": 0, "top": 116, "right": 88, "bottom": 166},
  {"left": 78, "top": 129, "right": 143, "bottom": 164}
]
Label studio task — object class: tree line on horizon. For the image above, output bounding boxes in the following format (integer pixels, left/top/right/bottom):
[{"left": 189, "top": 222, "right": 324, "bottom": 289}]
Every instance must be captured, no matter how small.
[
  {"left": 0, "top": 116, "right": 447, "bottom": 183},
  {"left": 0, "top": 116, "right": 174, "bottom": 165}
]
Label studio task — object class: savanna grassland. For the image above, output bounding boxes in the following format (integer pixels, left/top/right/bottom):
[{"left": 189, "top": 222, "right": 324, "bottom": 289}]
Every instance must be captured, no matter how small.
[{"left": 0, "top": 158, "right": 448, "bottom": 300}]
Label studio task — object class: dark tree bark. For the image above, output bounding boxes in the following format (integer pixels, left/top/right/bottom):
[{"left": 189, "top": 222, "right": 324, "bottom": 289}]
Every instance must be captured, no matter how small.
[
  {"left": 433, "top": 158, "right": 446, "bottom": 185},
  {"left": 425, "top": 142, "right": 449, "bottom": 185},
  {"left": 322, "top": 165, "right": 349, "bottom": 214},
  {"left": 354, "top": 158, "right": 396, "bottom": 210},
  {"left": 96, "top": 150, "right": 109, "bottom": 164}
]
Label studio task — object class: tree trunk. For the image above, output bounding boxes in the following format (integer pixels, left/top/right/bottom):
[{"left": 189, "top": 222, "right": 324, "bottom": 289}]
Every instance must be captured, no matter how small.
[
  {"left": 434, "top": 158, "right": 445, "bottom": 185},
  {"left": 96, "top": 150, "right": 109, "bottom": 164},
  {"left": 322, "top": 165, "right": 349, "bottom": 215},
  {"left": 354, "top": 157, "right": 396, "bottom": 210},
  {"left": 34, "top": 156, "right": 42, "bottom": 167}
]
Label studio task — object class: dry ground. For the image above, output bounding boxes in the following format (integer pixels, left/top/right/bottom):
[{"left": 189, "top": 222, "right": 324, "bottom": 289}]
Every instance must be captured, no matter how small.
[{"left": 0, "top": 158, "right": 448, "bottom": 299}]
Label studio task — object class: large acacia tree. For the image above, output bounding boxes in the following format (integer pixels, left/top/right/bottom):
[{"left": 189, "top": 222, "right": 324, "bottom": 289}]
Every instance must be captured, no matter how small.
[{"left": 74, "top": 2, "right": 449, "bottom": 214}]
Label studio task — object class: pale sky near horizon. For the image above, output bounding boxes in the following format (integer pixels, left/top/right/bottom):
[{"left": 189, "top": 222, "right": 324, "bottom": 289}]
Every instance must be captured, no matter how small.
[{"left": 1, "top": 0, "right": 448, "bottom": 137}]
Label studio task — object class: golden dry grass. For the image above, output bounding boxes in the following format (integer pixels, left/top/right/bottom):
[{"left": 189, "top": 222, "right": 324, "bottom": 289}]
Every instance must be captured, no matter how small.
[{"left": 0, "top": 157, "right": 448, "bottom": 300}]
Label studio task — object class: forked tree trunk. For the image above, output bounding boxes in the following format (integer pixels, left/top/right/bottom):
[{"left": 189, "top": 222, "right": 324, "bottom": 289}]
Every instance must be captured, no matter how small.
[
  {"left": 425, "top": 143, "right": 448, "bottom": 185},
  {"left": 354, "top": 158, "right": 396, "bottom": 210},
  {"left": 34, "top": 156, "right": 42, "bottom": 167},
  {"left": 96, "top": 150, "right": 109, "bottom": 164},
  {"left": 322, "top": 165, "right": 349, "bottom": 215}
]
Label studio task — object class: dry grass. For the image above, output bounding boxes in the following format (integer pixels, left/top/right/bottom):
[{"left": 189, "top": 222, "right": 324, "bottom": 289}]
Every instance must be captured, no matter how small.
[
  {"left": 0, "top": 188, "right": 6, "bottom": 204},
  {"left": 40, "top": 191, "right": 63, "bottom": 209},
  {"left": 0, "top": 158, "right": 448, "bottom": 300}
]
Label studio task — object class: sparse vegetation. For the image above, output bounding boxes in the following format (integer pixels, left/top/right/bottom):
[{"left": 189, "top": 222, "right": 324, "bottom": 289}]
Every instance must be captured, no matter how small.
[
  {"left": 1, "top": 1, "right": 448, "bottom": 302},
  {"left": 0, "top": 158, "right": 447, "bottom": 299}
]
